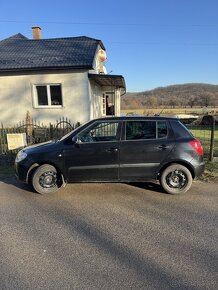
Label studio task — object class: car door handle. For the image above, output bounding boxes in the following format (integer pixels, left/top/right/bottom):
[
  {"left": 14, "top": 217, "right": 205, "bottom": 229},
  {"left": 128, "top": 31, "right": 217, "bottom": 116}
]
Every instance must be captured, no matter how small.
[
  {"left": 158, "top": 145, "right": 170, "bottom": 150},
  {"left": 106, "top": 148, "right": 118, "bottom": 153}
]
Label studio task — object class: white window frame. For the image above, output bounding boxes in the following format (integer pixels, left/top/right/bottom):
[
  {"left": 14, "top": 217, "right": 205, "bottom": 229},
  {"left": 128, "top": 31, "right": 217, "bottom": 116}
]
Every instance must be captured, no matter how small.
[
  {"left": 102, "top": 92, "right": 115, "bottom": 116},
  {"left": 102, "top": 94, "right": 106, "bottom": 116},
  {"left": 33, "top": 84, "right": 63, "bottom": 108}
]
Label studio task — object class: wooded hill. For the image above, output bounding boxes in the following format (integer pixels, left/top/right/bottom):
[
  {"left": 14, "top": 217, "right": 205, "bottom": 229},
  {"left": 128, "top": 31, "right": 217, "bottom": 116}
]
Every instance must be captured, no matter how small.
[{"left": 122, "top": 83, "right": 218, "bottom": 109}]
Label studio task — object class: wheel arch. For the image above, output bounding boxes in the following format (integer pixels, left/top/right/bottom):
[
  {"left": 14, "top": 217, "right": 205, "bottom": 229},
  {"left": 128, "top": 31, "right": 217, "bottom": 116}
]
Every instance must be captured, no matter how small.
[
  {"left": 157, "top": 161, "right": 195, "bottom": 180},
  {"left": 27, "top": 162, "right": 66, "bottom": 185}
]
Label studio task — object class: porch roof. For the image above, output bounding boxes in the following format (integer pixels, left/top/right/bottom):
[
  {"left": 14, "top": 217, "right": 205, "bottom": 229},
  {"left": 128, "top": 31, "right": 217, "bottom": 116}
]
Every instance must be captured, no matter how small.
[{"left": 88, "top": 73, "right": 126, "bottom": 91}]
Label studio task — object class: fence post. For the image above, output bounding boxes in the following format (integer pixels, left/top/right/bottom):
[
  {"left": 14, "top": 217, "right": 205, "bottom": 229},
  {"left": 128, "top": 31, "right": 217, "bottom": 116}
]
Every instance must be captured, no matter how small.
[
  {"left": 209, "top": 116, "right": 215, "bottom": 162},
  {"left": 49, "top": 123, "right": 54, "bottom": 139},
  {"left": 0, "top": 123, "right": 4, "bottom": 154}
]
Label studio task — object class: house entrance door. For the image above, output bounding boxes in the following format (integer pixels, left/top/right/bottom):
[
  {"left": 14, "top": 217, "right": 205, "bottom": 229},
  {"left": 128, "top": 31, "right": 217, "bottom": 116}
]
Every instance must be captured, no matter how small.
[{"left": 103, "top": 92, "right": 115, "bottom": 116}]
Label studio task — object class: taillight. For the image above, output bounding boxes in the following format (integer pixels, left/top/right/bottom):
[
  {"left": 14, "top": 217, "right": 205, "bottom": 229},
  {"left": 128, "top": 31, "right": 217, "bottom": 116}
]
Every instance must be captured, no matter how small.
[{"left": 189, "top": 140, "right": 204, "bottom": 156}]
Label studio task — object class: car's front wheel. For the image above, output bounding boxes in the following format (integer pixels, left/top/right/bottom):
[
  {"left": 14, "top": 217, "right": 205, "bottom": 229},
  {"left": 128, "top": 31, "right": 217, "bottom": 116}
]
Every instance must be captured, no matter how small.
[
  {"left": 160, "top": 164, "right": 193, "bottom": 194},
  {"left": 32, "top": 164, "right": 61, "bottom": 194}
]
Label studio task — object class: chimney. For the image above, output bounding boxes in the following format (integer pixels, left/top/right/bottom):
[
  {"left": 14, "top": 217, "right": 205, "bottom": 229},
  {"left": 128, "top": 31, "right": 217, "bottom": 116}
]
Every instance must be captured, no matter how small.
[{"left": 32, "top": 26, "right": 42, "bottom": 40}]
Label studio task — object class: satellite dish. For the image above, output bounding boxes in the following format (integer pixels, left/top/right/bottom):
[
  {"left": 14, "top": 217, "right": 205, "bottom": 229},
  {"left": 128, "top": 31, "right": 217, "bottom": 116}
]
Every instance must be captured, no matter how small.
[{"left": 98, "top": 49, "right": 107, "bottom": 62}]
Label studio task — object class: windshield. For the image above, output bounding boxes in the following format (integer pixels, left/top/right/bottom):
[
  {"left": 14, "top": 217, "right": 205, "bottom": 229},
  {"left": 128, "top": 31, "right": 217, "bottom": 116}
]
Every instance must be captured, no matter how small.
[{"left": 59, "top": 129, "right": 76, "bottom": 141}]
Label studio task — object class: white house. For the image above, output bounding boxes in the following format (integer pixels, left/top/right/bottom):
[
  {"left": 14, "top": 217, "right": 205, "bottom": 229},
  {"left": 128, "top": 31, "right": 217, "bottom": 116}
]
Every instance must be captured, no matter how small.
[{"left": 0, "top": 27, "right": 126, "bottom": 125}]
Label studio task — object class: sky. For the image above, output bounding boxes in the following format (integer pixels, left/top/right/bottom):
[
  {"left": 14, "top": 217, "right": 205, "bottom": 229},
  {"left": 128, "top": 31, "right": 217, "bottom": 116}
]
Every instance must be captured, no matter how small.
[{"left": 0, "top": 0, "right": 217, "bottom": 92}]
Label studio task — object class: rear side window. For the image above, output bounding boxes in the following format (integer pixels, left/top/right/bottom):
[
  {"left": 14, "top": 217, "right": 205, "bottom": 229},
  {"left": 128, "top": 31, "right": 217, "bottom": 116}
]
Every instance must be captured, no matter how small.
[
  {"left": 170, "top": 120, "right": 192, "bottom": 138},
  {"left": 125, "top": 121, "right": 168, "bottom": 140},
  {"left": 158, "top": 121, "right": 168, "bottom": 138}
]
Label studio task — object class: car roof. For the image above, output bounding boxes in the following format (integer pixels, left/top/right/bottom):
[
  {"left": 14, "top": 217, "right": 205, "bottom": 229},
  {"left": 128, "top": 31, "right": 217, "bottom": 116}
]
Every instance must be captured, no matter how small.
[{"left": 93, "top": 116, "right": 178, "bottom": 122}]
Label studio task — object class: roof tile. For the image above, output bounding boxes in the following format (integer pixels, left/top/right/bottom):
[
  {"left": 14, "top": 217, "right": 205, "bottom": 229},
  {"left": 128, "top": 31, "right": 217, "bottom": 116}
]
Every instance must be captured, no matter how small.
[{"left": 0, "top": 34, "right": 105, "bottom": 71}]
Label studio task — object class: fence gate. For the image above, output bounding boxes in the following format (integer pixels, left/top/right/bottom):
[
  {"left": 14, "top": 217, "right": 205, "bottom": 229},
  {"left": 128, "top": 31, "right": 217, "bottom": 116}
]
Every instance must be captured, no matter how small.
[{"left": 53, "top": 119, "right": 74, "bottom": 140}]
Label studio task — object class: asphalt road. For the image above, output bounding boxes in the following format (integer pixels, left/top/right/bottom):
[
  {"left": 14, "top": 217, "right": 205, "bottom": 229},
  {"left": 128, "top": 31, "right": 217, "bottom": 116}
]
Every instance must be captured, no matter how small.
[{"left": 0, "top": 177, "right": 217, "bottom": 290}]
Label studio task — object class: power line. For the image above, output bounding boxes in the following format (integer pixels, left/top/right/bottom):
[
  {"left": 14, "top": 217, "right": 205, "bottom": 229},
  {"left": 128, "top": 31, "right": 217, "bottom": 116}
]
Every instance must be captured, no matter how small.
[
  {"left": 0, "top": 20, "right": 217, "bottom": 27},
  {"left": 109, "top": 41, "right": 218, "bottom": 46}
]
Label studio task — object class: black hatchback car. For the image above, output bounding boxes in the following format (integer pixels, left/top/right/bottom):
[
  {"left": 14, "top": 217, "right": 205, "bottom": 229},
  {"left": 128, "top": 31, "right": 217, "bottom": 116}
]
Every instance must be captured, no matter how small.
[{"left": 15, "top": 117, "right": 204, "bottom": 195}]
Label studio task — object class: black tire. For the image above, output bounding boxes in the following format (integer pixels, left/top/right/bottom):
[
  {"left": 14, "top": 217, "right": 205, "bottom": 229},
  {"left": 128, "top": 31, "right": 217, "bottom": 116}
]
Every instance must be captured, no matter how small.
[
  {"left": 160, "top": 164, "right": 193, "bottom": 195},
  {"left": 32, "top": 164, "right": 60, "bottom": 194}
]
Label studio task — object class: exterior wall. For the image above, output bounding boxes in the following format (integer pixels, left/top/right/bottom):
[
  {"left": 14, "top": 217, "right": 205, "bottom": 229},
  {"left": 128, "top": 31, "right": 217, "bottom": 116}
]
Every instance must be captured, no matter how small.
[
  {"left": 90, "top": 44, "right": 107, "bottom": 75},
  {"left": 0, "top": 71, "right": 91, "bottom": 125},
  {"left": 116, "top": 90, "right": 121, "bottom": 116},
  {"left": 89, "top": 82, "right": 103, "bottom": 119}
]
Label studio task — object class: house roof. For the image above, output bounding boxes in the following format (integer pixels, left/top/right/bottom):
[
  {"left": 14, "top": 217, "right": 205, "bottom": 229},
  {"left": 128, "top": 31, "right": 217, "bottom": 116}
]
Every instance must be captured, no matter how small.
[{"left": 0, "top": 33, "right": 105, "bottom": 72}]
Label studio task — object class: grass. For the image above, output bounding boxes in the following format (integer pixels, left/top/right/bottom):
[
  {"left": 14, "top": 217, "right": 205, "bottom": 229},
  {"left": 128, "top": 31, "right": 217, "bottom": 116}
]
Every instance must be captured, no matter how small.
[
  {"left": 0, "top": 165, "right": 14, "bottom": 180},
  {"left": 190, "top": 127, "right": 218, "bottom": 140},
  {"left": 188, "top": 127, "right": 218, "bottom": 158},
  {"left": 0, "top": 165, "right": 14, "bottom": 174},
  {"left": 202, "top": 160, "right": 218, "bottom": 182},
  {"left": 205, "top": 161, "right": 218, "bottom": 175},
  {"left": 121, "top": 107, "right": 217, "bottom": 116}
]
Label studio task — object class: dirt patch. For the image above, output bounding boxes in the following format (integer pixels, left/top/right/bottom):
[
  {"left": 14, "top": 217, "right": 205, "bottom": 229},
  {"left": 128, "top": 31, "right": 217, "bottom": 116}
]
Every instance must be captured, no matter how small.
[{"left": 199, "top": 171, "right": 218, "bottom": 183}]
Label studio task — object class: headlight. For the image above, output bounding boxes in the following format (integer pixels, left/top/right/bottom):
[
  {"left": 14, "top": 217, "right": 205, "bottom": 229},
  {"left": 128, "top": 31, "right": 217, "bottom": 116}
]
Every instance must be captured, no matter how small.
[{"left": 15, "top": 151, "right": 27, "bottom": 163}]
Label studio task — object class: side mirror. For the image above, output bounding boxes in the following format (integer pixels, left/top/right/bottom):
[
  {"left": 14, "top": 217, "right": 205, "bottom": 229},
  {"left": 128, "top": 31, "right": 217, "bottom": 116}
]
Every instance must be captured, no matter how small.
[
  {"left": 72, "top": 136, "right": 81, "bottom": 144},
  {"left": 72, "top": 136, "right": 77, "bottom": 143}
]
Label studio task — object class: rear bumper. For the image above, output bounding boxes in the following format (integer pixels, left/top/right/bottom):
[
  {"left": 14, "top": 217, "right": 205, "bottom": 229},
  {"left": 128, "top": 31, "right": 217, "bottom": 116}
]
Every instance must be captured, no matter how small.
[{"left": 193, "top": 160, "right": 205, "bottom": 179}]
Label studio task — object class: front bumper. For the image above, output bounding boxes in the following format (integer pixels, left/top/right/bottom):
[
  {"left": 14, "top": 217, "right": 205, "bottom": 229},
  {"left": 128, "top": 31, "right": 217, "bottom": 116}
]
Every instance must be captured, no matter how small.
[
  {"left": 15, "top": 159, "right": 39, "bottom": 184},
  {"left": 15, "top": 161, "right": 29, "bottom": 183}
]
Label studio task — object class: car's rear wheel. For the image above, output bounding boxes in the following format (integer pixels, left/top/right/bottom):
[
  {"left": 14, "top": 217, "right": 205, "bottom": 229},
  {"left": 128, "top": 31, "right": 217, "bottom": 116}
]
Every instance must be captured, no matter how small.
[
  {"left": 32, "top": 164, "right": 60, "bottom": 194},
  {"left": 160, "top": 164, "right": 193, "bottom": 194}
]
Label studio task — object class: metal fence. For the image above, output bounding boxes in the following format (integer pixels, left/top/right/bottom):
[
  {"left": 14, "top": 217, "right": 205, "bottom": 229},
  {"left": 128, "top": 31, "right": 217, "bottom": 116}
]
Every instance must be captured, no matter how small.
[
  {"left": 184, "top": 115, "right": 217, "bottom": 160},
  {"left": 0, "top": 117, "right": 80, "bottom": 155},
  {"left": 0, "top": 117, "right": 217, "bottom": 161},
  {"left": 186, "top": 123, "right": 217, "bottom": 160}
]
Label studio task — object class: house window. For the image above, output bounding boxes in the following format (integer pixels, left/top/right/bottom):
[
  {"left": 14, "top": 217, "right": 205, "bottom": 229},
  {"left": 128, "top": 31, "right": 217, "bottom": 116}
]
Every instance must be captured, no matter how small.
[{"left": 34, "top": 84, "right": 63, "bottom": 107}]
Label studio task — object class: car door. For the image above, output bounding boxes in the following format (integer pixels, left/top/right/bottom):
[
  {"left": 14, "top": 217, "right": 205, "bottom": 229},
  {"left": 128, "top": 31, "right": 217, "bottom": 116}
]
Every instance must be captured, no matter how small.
[
  {"left": 63, "top": 120, "right": 121, "bottom": 182},
  {"left": 119, "top": 120, "right": 175, "bottom": 180}
]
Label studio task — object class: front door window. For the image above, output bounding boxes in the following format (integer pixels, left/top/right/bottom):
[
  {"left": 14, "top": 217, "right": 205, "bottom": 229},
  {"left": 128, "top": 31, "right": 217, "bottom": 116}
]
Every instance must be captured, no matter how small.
[{"left": 77, "top": 121, "right": 120, "bottom": 143}]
